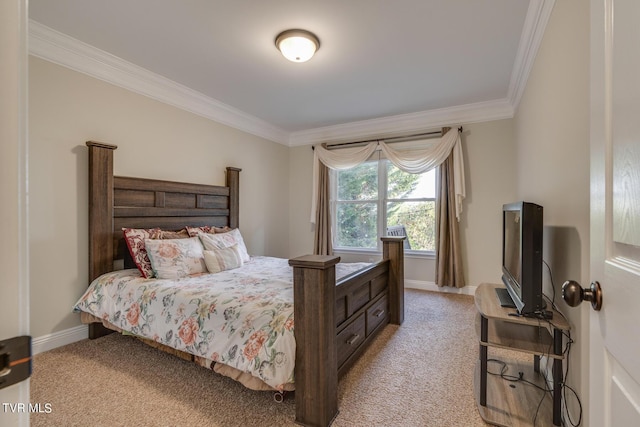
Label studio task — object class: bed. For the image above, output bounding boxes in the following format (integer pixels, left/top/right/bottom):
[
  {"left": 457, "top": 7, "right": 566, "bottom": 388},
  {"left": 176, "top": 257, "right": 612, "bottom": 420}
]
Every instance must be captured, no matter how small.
[{"left": 78, "top": 141, "right": 405, "bottom": 427}]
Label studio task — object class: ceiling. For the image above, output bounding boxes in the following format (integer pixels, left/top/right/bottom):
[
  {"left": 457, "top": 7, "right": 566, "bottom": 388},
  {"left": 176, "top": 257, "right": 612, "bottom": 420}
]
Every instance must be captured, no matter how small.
[{"left": 28, "top": 0, "right": 552, "bottom": 145}]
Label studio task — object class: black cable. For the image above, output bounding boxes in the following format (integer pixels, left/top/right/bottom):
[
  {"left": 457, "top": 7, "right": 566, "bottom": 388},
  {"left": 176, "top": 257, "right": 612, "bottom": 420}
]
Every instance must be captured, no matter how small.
[
  {"left": 533, "top": 385, "right": 547, "bottom": 427},
  {"left": 487, "top": 358, "right": 548, "bottom": 391},
  {"left": 533, "top": 316, "right": 554, "bottom": 426},
  {"left": 561, "top": 330, "right": 583, "bottom": 427},
  {"left": 539, "top": 316, "right": 582, "bottom": 427},
  {"left": 563, "top": 382, "right": 583, "bottom": 427},
  {"left": 540, "top": 260, "right": 584, "bottom": 426},
  {"left": 487, "top": 357, "right": 552, "bottom": 427},
  {"left": 543, "top": 259, "right": 560, "bottom": 311}
]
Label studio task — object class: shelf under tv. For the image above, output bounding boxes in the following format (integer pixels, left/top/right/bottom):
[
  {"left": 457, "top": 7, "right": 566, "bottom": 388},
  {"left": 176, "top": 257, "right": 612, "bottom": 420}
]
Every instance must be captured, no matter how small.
[{"left": 474, "top": 283, "right": 570, "bottom": 427}]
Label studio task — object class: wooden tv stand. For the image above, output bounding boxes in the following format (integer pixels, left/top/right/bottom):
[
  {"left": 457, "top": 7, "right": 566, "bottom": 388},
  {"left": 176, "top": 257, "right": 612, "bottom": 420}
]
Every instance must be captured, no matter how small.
[{"left": 474, "top": 283, "right": 570, "bottom": 427}]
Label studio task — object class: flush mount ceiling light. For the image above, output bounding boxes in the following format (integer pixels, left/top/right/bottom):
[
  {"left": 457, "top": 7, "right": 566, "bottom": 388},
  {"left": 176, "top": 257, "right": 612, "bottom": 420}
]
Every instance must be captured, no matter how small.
[{"left": 275, "top": 29, "right": 320, "bottom": 63}]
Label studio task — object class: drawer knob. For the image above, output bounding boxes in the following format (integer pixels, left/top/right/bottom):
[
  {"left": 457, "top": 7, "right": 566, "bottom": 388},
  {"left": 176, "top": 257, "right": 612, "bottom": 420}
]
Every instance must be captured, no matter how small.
[
  {"left": 373, "top": 309, "right": 385, "bottom": 318},
  {"left": 346, "top": 334, "right": 360, "bottom": 345}
]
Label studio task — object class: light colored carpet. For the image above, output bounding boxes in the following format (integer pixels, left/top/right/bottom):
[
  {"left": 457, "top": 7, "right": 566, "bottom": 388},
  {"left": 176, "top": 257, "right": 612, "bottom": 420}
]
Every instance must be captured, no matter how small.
[{"left": 30, "top": 289, "right": 489, "bottom": 427}]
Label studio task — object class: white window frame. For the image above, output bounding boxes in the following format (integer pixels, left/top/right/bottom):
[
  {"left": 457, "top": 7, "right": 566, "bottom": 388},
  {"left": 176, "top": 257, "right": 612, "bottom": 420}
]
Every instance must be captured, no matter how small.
[{"left": 331, "top": 155, "right": 436, "bottom": 258}]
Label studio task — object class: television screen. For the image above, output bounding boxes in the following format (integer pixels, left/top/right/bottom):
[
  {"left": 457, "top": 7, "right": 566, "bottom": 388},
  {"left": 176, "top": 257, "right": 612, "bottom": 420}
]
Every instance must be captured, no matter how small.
[
  {"left": 501, "top": 202, "right": 544, "bottom": 314},
  {"left": 503, "top": 210, "right": 522, "bottom": 299}
]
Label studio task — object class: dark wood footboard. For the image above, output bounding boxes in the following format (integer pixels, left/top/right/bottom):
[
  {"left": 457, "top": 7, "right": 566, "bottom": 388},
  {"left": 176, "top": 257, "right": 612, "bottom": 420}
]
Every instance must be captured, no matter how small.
[{"left": 289, "top": 237, "right": 405, "bottom": 427}]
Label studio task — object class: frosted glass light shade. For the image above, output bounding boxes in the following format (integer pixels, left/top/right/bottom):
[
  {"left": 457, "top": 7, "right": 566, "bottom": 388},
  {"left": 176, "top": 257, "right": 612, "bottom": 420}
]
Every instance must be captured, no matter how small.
[{"left": 275, "top": 30, "right": 320, "bottom": 63}]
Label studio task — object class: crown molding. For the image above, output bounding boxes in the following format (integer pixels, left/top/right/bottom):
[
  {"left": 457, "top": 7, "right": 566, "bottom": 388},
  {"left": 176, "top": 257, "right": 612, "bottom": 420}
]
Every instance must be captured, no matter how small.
[
  {"left": 507, "top": 0, "right": 556, "bottom": 109},
  {"left": 28, "top": 20, "right": 290, "bottom": 145},
  {"left": 289, "top": 0, "right": 554, "bottom": 147},
  {"left": 287, "top": 98, "right": 514, "bottom": 146},
  {"left": 29, "top": 0, "right": 553, "bottom": 149}
]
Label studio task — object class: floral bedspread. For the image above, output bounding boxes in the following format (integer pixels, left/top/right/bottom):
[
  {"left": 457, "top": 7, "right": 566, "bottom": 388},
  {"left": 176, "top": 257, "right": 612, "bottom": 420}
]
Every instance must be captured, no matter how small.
[{"left": 73, "top": 256, "right": 369, "bottom": 390}]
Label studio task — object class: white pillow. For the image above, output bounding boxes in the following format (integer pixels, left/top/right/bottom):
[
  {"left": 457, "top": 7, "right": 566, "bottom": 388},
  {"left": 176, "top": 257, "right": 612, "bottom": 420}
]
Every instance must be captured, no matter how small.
[
  {"left": 144, "top": 237, "right": 207, "bottom": 279},
  {"left": 198, "top": 229, "right": 250, "bottom": 262},
  {"left": 203, "top": 245, "right": 244, "bottom": 274}
]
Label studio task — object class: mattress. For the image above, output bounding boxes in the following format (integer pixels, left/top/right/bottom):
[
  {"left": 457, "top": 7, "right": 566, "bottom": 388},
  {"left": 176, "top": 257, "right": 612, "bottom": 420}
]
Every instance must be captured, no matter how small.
[{"left": 74, "top": 256, "right": 369, "bottom": 390}]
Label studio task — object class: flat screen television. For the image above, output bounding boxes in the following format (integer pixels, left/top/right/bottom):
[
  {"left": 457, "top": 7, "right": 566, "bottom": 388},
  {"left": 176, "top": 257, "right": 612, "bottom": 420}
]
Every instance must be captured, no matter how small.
[{"left": 501, "top": 201, "right": 545, "bottom": 314}]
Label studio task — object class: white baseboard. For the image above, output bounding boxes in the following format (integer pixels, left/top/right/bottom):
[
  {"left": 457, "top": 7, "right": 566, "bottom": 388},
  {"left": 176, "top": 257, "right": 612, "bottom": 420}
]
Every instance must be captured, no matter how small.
[
  {"left": 405, "top": 279, "right": 477, "bottom": 296},
  {"left": 32, "top": 324, "right": 88, "bottom": 355}
]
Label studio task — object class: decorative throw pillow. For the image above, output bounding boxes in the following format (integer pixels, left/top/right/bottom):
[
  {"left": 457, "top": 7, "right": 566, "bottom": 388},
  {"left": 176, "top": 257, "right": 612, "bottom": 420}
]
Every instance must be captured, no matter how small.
[
  {"left": 123, "top": 227, "right": 190, "bottom": 278},
  {"left": 144, "top": 237, "right": 207, "bottom": 280},
  {"left": 122, "top": 228, "right": 161, "bottom": 278},
  {"left": 186, "top": 225, "right": 232, "bottom": 236},
  {"left": 198, "top": 229, "right": 250, "bottom": 262},
  {"left": 203, "top": 245, "right": 244, "bottom": 274},
  {"left": 150, "top": 228, "right": 190, "bottom": 240}
]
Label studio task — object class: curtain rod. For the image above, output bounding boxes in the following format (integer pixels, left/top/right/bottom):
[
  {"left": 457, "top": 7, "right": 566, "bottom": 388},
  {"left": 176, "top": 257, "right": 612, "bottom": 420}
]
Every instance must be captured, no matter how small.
[{"left": 312, "top": 126, "right": 463, "bottom": 150}]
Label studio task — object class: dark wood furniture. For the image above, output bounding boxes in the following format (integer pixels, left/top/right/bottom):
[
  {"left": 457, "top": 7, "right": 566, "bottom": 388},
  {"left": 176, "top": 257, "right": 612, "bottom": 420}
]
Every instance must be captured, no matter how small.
[
  {"left": 474, "top": 283, "right": 570, "bottom": 427},
  {"left": 85, "top": 141, "right": 405, "bottom": 427}
]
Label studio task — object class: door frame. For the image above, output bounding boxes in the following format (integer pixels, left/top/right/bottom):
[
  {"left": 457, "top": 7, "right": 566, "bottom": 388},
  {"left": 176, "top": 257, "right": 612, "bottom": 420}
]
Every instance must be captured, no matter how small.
[{"left": 0, "top": 0, "right": 30, "bottom": 425}]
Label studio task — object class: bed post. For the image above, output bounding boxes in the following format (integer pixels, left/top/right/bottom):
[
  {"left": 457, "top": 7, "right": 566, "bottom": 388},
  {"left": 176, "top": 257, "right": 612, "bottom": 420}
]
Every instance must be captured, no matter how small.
[
  {"left": 226, "top": 167, "right": 241, "bottom": 229},
  {"left": 86, "top": 141, "right": 118, "bottom": 339},
  {"left": 86, "top": 141, "right": 117, "bottom": 280},
  {"left": 382, "top": 236, "right": 405, "bottom": 325},
  {"left": 289, "top": 255, "right": 340, "bottom": 427}
]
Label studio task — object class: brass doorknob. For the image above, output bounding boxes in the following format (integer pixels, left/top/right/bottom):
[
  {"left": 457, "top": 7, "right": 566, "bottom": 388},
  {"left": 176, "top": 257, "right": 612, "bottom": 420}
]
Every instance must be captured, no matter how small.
[{"left": 562, "top": 280, "right": 603, "bottom": 311}]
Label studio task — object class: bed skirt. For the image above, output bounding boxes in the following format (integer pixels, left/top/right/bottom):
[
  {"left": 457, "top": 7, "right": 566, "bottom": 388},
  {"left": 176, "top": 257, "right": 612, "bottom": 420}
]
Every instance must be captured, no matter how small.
[{"left": 80, "top": 312, "right": 295, "bottom": 392}]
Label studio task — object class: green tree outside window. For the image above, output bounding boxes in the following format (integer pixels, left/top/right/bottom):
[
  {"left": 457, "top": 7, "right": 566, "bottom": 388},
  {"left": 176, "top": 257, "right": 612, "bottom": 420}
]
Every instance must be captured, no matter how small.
[{"left": 334, "top": 160, "right": 436, "bottom": 252}]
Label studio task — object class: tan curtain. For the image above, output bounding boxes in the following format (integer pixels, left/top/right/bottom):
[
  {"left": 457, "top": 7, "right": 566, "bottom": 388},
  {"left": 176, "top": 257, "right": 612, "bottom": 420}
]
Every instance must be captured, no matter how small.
[
  {"left": 313, "top": 160, "right": 332, "bottom": 255},
  {"left": 435, "top": 128, "right": 465, "bottom": 288},
  {"left": 310, "top": 141, "right": 378, "bottom": 223}
]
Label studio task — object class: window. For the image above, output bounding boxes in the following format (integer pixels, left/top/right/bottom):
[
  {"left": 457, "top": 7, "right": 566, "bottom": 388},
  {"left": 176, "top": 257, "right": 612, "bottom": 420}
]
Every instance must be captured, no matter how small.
[{"left": 332, "top": 156, "right": 436, "bottom": 253}]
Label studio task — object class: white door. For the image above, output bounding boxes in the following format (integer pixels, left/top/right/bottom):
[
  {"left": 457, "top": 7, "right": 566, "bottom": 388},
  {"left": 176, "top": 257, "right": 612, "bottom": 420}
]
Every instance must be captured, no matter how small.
[
  {"left": 0, "top": 1, "right": 30, "bottom": 426},
  {"left": 590, "top": 0, "right": 640, "bottom": 425}
]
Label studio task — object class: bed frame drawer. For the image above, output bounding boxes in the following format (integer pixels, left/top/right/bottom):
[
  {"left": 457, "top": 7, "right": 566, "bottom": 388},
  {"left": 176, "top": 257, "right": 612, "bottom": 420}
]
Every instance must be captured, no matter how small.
[
  {"left": 370, "top": 274, "right": 387, "bottom": 299},
  {"left": 335, "top": 270, "right": 389, "bottom": 327},
  {"left": 366, "top": 293, "right": 389, "bottom": 336},
  {"left": 350, "top": 282, "right": 370, "bottom": 315},
  {"left": 336, "top": 313, "right": 366, "bottom": 368}
]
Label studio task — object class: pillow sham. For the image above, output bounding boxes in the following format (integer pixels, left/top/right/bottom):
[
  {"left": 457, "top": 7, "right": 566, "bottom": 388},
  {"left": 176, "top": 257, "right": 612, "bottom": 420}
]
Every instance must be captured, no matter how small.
[
  {"left": 123, "top": 227, "right": 161, "bottom": 278},
  {"left": 150, "top": 228, "right": 190, "bottom": 240},
  {"left": 186, "top": 225, "right": 231, "bottom": 236},
  {"left": 123, "top": 227, "right": 190, "bottom": 278},
  {"left": 198, "top": 228, "right": 250, "bottom": 262},
  {"left": 144, "top": 237, "right": 207, "bottom": 280},
  {"left": 203, "top": 245, "right": 243, "bottom": 274}
]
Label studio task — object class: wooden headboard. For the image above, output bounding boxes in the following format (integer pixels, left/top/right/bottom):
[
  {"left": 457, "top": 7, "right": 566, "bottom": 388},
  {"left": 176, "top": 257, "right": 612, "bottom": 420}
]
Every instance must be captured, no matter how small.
[{"left": 86, "top": 141, "right": 241, "bottom": 283}]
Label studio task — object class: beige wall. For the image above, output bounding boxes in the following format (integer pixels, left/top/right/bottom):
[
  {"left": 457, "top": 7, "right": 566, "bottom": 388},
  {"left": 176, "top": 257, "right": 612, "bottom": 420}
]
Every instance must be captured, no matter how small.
[
  {"left": 513, "top": 0, "right": 590, "bottom": 422},
  {"left": 288, "top": 144, "right": 315, "bottom": 258},
  {"left": 288, "top": 119, "right": 518, "bottom": 288},
  {"left": 29, "top": 57, "right": 290, "bottom": 338},
  {"left": 459, "top": 119, "right": 517, "bottom": 287}
]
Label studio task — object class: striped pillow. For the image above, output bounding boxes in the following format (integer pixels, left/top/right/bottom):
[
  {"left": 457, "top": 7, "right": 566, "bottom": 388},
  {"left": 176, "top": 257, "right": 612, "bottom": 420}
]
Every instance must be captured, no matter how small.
[{"left": 203, "top": 245, "right": 243, "bottom": 274}]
